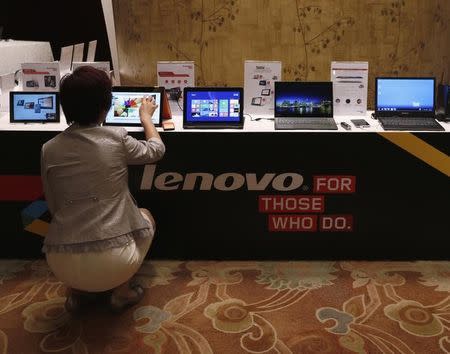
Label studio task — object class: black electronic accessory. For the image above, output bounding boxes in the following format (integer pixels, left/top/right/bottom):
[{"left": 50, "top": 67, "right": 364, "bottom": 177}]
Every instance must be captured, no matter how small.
[
  {"left": 340, "top": 122, "right": 352, "bottom": 130},
  {"left": 436, "top": 84, "right": 450, "bottom": 121},
  {"left": 167, "top": 87, "right": 182, "bottom": 101}
]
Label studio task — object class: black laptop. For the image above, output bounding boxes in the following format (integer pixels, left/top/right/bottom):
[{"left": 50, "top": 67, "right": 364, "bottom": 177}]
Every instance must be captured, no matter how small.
[
  {"left": 274, "top": 82, "right": 338, "bottom": 130},
  {"left": 10, "top": 91, "right": 60, "bottom": 123},
  {"left": 183, "top": 87, "right": 244, "bottom": 129},
  {"left": 375, "top": 77, "right": 444, "bottom": 131}
]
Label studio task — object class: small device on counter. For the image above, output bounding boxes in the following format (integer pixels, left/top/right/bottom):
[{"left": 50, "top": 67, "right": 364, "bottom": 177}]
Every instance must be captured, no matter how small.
[
  {"left": 340, "top": 122, "right": 352, "bottom": 130},
  {"left": 351, "top": 119, "right": 370, "bottom": 128},
  {"left": 162, "top": 120, "right": 175, "bottom": 131}
]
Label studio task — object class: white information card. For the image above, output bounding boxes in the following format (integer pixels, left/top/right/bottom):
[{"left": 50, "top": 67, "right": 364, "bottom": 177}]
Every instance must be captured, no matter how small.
[
  {"left": 72, "top": 43, "right": 85, "bottom": 63},
  {"left": 244, "top": 60, "right": 282, "bottom": 116},
  {"left": 331, "top": 61, "right": 369, "bottom": 116},
  {"left": 87, "top": 40, "right": 97, "bottom": 62},
  {"left": 59, "top": 45, "right": 74, "bottom": 75}
]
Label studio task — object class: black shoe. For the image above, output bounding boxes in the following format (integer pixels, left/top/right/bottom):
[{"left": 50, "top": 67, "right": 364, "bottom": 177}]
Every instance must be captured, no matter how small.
[
  {"left": 64, "top": 289, "right": 111, "bottom": 315},
  {"left": 109, "top": 284, "right": 145, "bottom": 313},
  {"left": 64, "top": 292, "right": 83, "bottom": 314}
]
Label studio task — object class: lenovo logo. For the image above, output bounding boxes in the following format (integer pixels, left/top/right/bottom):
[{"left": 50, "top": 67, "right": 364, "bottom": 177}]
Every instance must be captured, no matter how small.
[{"left": 140, "top": 165, "right": 304, "bottom": 192}]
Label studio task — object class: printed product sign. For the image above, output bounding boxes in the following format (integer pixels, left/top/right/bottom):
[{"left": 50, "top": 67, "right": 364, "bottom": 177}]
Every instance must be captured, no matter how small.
[
  {"left": 331, "top": 61, "right": 368, "bottom": 116},
  {"left": 21, "top": 62, "right": 60, "bottom": 92},
  {"left": 157, "top": 61, "right": 195, "bottom": 99}
]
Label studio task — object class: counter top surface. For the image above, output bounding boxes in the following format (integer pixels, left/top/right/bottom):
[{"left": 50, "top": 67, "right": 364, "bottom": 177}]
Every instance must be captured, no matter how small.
[{"left": 1, "top": 101, "right": 449, "bottom": 133}]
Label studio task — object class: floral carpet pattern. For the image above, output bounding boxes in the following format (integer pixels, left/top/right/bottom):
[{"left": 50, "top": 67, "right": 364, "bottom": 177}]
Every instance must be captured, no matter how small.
[{"left": 0, "top": 260, "right": 449, "bottom": 353}]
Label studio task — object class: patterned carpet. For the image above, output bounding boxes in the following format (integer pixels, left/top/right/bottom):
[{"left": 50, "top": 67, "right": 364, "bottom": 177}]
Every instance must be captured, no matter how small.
[{"left": 0, "top": 260, "right": 449, "bottom": 354}]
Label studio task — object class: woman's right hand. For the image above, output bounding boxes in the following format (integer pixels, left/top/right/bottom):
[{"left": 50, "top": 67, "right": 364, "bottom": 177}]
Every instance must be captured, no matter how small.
[{"left": 139, "top": 96, "right": 158, "bottom": 125}]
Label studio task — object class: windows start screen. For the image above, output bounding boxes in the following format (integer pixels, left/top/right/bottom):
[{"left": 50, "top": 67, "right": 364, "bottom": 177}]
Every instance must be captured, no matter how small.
[
  {"left": 186, "top": 91, "right": 241, "bottom": 122},
  {"left": 191, "top": 99, "right": 240, "bottom": 119}
]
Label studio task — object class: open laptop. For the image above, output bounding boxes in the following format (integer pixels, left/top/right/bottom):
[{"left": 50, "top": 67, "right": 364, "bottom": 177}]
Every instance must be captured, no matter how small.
[
  {"left": 274, "top": 82, "right": 338, "bottom": 130},
  {"left": 183, "top": 87, "right": 244, "bottom": 129},
  {"left": 104, "top": 86, "right": 163, "bottom": 127},
  {"left": 10, "top": 91, "right": 60, "bottom": 123},
  {"left": 375, "top": 77, "right": 444, "bottom": 131}
]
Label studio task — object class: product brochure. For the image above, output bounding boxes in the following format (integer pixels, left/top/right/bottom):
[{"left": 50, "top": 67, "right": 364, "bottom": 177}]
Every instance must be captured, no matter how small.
[{"left": 244, "top": 60, "right": 282, "bottom": 116}]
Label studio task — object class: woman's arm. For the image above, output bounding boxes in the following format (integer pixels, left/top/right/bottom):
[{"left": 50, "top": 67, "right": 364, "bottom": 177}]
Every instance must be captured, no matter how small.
[
  {"left": 140, "top": 96, "right": 162, "bottom": 142},
  {"left": 122, "top": 96, "right": 166, "bottom": 165}
]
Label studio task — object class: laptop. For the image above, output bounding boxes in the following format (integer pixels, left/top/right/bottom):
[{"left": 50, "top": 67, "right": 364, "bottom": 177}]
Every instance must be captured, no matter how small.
[
  {"left": 183, "top": 87, "right": 244, "bottom": 129},
  {"left": 10, "top": 91, "right": 60, "bottom": 123},
  {"left": 375, "top": 77, "right": 444, "bottom": 131},
  {"left": 274, "top": 82, "right": 338, "bottom": 130},
  {"left": 104, "top": 86, "right": 163, "bottom": 127}
]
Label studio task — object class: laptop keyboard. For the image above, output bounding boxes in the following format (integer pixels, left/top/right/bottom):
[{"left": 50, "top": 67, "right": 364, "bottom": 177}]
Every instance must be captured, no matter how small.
[
  {"left": 275, "top": 118, "right": 338, "bottom": 130},
  {"left": 379, "top": 117, "right": 444, "bottom": 131}
]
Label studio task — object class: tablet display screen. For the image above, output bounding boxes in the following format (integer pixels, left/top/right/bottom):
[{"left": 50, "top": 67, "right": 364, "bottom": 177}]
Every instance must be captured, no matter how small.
[
  {"left": 185, "top": 90, "right": 242, "bottom": 123},
  {"left": 104, "top": 89, "right": 162, "bottom": 126},
  {"left": 10, "top": 92, "right": 59, "bottom": 122}
]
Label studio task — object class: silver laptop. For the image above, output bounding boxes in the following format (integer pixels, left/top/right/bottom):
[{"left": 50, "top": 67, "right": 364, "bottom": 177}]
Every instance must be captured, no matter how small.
[{"left": 274, "top": 82, "right": 338, "bottom": 130}]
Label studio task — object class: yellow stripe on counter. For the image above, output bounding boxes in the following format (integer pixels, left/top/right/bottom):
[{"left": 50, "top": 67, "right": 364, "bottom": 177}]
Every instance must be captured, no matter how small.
[{"left": 379, "top": 133, "right": 450, "bottom": 177}]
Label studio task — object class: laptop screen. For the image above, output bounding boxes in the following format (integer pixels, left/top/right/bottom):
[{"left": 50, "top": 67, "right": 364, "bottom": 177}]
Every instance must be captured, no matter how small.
[
  {"left": 275, "top": 82, "right": 333, "bottom": 118},
  {"left": 10, "top": 92, "right": 59, "bottom": 122},
  {"left": 105, "top": 89, "right": 162, "bottom": 126},
  {"left": 376, "top": 78, "right": 435, "bottom": 113},
  {"left": 185, "top": 89, "right": 242, "bottom": 123}
]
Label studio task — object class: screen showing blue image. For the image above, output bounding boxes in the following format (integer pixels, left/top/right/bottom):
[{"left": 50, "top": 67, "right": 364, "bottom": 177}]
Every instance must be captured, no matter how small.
[
  {"left": 376, "top": 78, "right": 434, "bottom": 112},
  {"left": 185, "top": 90, "right": 241, "bottom": 122},
  {"left": 12, "top": 93, "right": 58, "bottom": 121},
  {"left": 275, "top": 82, "right": 333, "bottom": 117}
]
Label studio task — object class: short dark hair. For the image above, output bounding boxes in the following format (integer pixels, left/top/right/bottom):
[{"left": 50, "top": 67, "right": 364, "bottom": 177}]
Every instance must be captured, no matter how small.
[{"left": 60, "top": 66, "right": 112, "bottom": 125}]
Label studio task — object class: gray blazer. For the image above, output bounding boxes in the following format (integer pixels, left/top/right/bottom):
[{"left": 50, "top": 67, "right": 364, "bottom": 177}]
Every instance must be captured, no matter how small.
[{"left": 41, "top": 124, "right": 165, "bottom": 247}]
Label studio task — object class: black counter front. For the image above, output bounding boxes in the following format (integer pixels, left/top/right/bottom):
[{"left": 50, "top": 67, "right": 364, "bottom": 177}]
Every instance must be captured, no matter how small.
[{"left": 0, "top": 130, "right": 449, "bottom": 260}]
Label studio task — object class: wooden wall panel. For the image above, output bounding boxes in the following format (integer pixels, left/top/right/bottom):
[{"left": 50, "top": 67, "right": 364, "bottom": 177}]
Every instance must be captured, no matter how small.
[{"left": 113, "top": 0, "right": 450, "bottom": 107}]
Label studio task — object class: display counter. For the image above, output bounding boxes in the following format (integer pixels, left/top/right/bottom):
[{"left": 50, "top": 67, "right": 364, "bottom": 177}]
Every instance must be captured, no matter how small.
[{"left": 0, "top": 104, "right": 449, "bottom": 260}]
